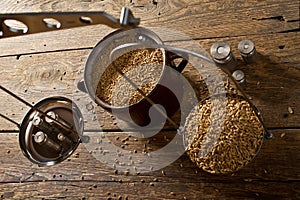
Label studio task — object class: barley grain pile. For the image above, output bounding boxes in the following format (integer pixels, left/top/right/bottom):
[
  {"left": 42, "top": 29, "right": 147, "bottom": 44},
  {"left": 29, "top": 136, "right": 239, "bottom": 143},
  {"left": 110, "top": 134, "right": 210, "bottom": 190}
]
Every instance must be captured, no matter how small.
[
  {"left": 96, "top": 48, "right": 164, "bottom": 106},
  {"left": 184, "top": 94, "right": 264, "bottom": 174}
]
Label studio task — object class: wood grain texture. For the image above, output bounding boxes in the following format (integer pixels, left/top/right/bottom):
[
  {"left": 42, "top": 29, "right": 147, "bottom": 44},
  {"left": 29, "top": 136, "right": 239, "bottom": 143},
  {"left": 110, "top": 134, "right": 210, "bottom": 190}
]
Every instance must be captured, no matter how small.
[
  {"left": 0, "top": 32, "right": 299, "bottom": 131},
  {"left": 0, "top": 181, "right": 298, "bottom": 199},
  {"left": 0, "top": 129, "right": 299, "bottom": 181},
  {"left": 0, "top": 130, "right": 299, "bottom": 199},
  {"left": 0, "top": 0, "right": 299, "bottom": 56},
  {"left": 0, "top": 1, "right": 299, "bottom": 199}
]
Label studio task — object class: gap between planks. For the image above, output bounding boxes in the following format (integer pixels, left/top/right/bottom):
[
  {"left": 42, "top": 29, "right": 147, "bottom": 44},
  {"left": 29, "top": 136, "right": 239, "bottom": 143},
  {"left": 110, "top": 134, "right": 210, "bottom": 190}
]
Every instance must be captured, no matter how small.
[{"left": 0, "top": 31, "right": 299, "bottom": 58}]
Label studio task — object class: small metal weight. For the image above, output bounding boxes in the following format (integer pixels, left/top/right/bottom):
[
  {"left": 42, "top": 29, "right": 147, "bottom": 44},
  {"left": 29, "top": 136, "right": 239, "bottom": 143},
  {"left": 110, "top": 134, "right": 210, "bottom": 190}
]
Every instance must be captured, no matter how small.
[
  {"left": 210, "top": 41, "right": 237, "bottom": 72},
  {"left": 238, "top": 40, "right": 257, "bottom": 63},
  {"left": 33, "top": 131, "right": 62, "bottom": 153},
  {"left": 232, "top": 70, "right": 245, "bottom": 84}
]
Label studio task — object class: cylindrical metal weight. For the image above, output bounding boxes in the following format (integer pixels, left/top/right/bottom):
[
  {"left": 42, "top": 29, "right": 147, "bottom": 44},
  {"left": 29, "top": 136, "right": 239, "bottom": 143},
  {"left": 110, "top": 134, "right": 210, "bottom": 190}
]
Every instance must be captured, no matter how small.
[
  {"left": 210, "top": 41, "right": 237, "bottom": 72},
  {"left": 32, "top": 115, "right": 53, "bottom": 133},
  {"left": 238, "top": 40, "right": 257, "bottom": 63},
  {"left": 57, "top": 132, "right": 73, "bottom": 144},
  {"left": 232, "top": 70, "right": 245, "bottom": 84},
  {"left": 34, "top": 131, "right": 61, "bottom": 152},
  {"left": 45, "top": 111, "right": 73, "bottom": 134}
]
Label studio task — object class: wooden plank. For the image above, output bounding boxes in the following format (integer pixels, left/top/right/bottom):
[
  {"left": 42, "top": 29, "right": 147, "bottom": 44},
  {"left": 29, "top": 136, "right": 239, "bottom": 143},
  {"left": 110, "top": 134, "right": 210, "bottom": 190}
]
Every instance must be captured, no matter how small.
[
  {"left": 0, "top": 0, "right": 298, "bottom": 56},
  {"left": 0, "top": 181, "right": 298, "bottom": 199},
  {"left": 0, "top": 130, "right": 299, "bottom": 182},
  {"left": 0, "top": 129, "right": 299, "bottom": 199},
  {"left": 0, "top": 1, "right": 299, "bottom": 199},
  {"left": 0, "top": 32, "right": 299, "bottom": 131}
]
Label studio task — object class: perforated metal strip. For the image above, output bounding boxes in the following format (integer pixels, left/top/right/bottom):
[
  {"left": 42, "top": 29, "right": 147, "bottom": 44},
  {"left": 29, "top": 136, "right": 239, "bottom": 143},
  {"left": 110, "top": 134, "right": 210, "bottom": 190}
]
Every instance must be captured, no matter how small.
[{"left": 0, "top": 7, "right": 140, "bottom": 38}]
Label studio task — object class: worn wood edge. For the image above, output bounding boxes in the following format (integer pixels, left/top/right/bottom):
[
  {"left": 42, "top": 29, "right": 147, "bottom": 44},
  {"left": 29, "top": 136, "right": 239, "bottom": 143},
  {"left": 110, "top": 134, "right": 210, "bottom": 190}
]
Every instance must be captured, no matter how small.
[{"left": 0, "top": 180, "right": 299, "bottom": 199}]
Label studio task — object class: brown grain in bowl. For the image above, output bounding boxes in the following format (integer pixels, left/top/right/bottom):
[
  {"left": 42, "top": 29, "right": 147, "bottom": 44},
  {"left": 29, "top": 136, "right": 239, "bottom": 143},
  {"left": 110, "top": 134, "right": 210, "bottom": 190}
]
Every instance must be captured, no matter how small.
[
  {"left": 96, "top": 48, "right": 164, "bottom": 107},
  {"left": 184, "top": 94, "right": 264, "bottom": 174}
]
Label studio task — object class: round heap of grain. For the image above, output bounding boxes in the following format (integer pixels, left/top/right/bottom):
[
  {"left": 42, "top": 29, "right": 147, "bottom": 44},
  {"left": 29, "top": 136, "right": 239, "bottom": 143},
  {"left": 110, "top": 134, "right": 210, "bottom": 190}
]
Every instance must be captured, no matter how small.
[
  {"left": 184, "top": 94, "right": 264, "bottom": 174},
  {"left": 96, "top": 48, "right": 164, "bottom": 107}
]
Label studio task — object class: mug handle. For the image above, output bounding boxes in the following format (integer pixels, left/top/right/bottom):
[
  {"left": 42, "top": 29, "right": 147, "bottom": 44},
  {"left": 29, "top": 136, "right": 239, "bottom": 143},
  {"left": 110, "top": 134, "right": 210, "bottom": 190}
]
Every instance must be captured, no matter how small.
[
  {"left": 77, "top": 80, "right": 88, "bottom": 93},
  {"left": 166, "top": 51, "right": 189, "bottom": 73}
]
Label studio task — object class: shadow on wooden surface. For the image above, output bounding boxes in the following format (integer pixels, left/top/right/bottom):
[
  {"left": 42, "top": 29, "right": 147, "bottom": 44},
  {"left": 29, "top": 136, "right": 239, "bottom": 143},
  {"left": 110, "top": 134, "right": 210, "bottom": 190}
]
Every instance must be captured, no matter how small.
[{"left": 0, "top": 130, "right": 299, "bottom": 199}]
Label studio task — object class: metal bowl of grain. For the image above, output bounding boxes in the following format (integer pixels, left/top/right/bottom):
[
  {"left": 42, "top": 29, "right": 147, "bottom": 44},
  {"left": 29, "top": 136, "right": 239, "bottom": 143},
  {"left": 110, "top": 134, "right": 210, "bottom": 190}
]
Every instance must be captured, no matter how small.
[
  {"left": 78, "top": 27, "right": 188, "bottom": 127},
  {"left": 183, "top": 93, "right": 266, "bottom": 174}
]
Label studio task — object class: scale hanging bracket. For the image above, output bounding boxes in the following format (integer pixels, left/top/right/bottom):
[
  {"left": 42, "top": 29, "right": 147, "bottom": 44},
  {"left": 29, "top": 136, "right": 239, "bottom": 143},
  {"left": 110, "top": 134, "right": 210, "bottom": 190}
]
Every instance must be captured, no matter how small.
[{"left": 0, "top": 7, "right": 140, "bottom": 38}]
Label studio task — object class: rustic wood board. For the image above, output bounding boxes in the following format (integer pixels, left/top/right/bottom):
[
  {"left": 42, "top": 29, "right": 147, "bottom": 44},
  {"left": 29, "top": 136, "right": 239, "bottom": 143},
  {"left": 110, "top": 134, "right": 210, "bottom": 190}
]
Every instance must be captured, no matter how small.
[
  {"left": 0, "top": 0, "right": 299, "bottom": 199},
  {"left": 0, "top": 32, "right": 299, "bottom": 131},
  {"left": 0, "top": 181, "right": 298, "bottom": 199},
  {"left": 0, "top": 0, "right": 298, "bottom": 57},
  {"left": 0, "top": 129, "right": 299, "bottom": 199}
]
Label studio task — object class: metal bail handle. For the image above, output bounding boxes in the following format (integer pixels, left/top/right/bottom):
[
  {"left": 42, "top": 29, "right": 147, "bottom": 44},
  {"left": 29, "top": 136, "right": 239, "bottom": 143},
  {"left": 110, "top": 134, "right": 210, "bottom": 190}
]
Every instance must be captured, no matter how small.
[
  {"left": 166, "top": 51, "right": 189, "bottom": 73},
  {"left": 109, "top": 42, "right": 214, "bottom": 65},
  {"left": 109, "top": 42, "right": 190, "bottom": 74}
]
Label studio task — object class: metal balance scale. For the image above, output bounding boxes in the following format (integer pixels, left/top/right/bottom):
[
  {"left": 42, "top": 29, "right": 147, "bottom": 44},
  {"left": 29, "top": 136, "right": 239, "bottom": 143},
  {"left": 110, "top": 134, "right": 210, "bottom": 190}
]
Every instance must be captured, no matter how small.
[{"left": 0, "top": 8, "right": 271, "bottom": 173}]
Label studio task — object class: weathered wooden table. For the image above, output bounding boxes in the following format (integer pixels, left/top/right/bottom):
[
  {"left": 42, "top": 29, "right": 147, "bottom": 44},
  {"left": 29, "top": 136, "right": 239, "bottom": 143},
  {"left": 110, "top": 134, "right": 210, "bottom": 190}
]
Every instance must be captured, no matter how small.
[{"left": 0, "top": 0, "right": 299, "bottom": 199}]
